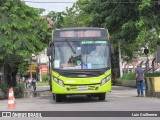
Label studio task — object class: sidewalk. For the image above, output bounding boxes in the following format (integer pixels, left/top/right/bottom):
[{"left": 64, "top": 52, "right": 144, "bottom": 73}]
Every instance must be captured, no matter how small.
[
  {"left": 23, "top": 85, "right": 50, "bottom": 98},
  {"left": 25, "top": 85, "right": 50, "bottom": 92},
  {"left": 0, "top": 85, "right": 50, "bottom": 100}
]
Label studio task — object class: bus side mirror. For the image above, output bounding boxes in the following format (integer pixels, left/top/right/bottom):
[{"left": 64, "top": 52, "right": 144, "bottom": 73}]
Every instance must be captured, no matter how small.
[{"left": 47, "top": 47, "right": 52, "bottom": 56}]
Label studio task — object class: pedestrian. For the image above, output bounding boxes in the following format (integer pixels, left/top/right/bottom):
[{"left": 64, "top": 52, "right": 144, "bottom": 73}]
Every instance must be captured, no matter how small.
[
  {"left": 28, "top": 78, "right": 32, "bottom": 88},
  {"left": 25, "top": 78, "right": 29, "bottom": 88},
  {"left": 32, "top": 78, "right": 36, "bottom": 91},
  {"left": 22, "top": 76, "right": 25, "bottom": 82},
  {"left": 135, "top": 64, "right": 145, "bottom": 97}
]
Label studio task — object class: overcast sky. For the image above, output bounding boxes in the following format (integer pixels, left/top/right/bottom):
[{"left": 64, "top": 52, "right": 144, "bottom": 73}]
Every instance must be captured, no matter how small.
[{"left": 23, "top": 0, "right": 77, "bottom": 15}]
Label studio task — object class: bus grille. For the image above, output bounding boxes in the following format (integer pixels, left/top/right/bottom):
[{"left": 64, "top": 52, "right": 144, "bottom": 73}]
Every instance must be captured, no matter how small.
[{"left": 66, "top": 85, "right": 98, "bottom": 91}]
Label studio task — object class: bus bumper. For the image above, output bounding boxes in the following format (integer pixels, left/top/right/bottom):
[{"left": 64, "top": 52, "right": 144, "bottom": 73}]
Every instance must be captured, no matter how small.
[{"left": 52, "top": 80, "right": 111, "bottom": 95}]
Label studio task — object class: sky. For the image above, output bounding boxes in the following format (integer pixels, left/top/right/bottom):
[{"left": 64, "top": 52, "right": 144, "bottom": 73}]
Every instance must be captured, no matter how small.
[{"left": 23, "top": 0, "right": 77, "bottom": 15}]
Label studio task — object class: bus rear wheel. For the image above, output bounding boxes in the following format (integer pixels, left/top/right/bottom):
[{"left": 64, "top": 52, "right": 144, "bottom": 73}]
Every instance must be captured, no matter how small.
[{"left": 98, "top": 93, "right": 106, "bottom": 100}]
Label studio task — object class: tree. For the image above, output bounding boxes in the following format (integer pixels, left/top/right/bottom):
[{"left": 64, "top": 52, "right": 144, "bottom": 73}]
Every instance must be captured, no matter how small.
[
  {"left": 136, "top": 0, "right": 160, "bottom": 53},
  {"left": 0, "top": 0, "right": 48, "bottom": 87},
  {"left": 47, "top": 11, "right": 64, "bottom": 28},
  {"left": 70, "top": 0, "right": 160, "bottom": 76},
  {"left": 46, "top": 0, "right": 93, "bottom": 29}
]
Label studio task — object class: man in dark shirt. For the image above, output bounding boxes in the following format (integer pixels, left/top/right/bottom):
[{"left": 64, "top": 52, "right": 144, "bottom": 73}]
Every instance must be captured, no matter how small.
[
  {"left": 135, "top": 64, "right": 145, "bottom": 97},
  {"left": 32, "top": 78, "right": 36, "bottom": 91}
]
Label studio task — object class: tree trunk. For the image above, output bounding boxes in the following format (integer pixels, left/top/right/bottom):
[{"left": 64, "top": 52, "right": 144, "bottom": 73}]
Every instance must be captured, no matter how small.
[{"left": 4, "top": 63, "right": 18, "bottom": 87}]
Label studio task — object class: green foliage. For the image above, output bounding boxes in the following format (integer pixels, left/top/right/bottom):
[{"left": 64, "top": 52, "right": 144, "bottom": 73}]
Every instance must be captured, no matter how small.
[
  {"left": 0, "top": 0, "right": 49, "bottom": 85},
  {"left": 47, "top": 11, "right": 64, "bottom": 28},
  {"left": 145, "top": 73, "right": 160, "bottom": 77},
  {"left": 37, "top": 82, "right": 48, "bottom": 86},
  {"left": 121, "top": 73, "right": 136, "bottom": 80},
  {"left": 16, "top": 82, "right": 26, "bottom": 88},
  {"left": 0, "top": 0, "right": 48, "bottom": 61},
  {"left": 71, "top": 0, "right": 142, "bottom": 64},
  {"left": 136, "top": 0, "right": 160, "bottom": 51},
  {"left": 36, "top": 8, "right": 45, "bottom": 15},
  {"left": 118, "top": 73, "right": 160, "bottom": 81},
  {"left": 41, "top": 74, "right": 48, "bottom": 82},
  {"left": 0, "top": 81, "right": 9, "bottom": 89},
  {"left": 17, "top": 60, "right": 29, "bottom": 75},
  {"left": 47, "top": 0, "right": 93, "bottom": 29}
]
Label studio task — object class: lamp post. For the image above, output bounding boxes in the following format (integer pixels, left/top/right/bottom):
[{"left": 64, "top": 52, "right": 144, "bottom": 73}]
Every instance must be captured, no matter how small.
[
  {"left": 30, "top": 54, "right": 36, "bottom": 80},
  {"left": 37, "top": 55, "right": 42, "bottom": 82}
]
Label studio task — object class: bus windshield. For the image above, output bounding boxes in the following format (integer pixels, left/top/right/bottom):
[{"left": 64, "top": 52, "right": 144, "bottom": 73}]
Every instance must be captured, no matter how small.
[{"left": 53, "top": 40, "right": 110, "bottom": 70}]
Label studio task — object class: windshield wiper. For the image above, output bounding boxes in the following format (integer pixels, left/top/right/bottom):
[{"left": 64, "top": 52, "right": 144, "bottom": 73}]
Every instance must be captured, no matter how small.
[{"left": 65, "top": 39, "right": 76, "bottom": 54}]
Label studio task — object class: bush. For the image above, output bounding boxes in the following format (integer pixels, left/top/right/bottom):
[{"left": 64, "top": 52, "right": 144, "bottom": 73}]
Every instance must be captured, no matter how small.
[
  {"left": 117, "top": 72, "right": 160, "bottom": 81},
  {"left": 41, "top": 74, "right": 48, "bottom": 82},
  {"left": 0, "top": 81, "right": 9, "bottom": 90},
  {"left": 144, "top": 73, "right": 160, "bottom": 77},
  {"left": 37, "top": 81, "right": 48, "bottom": 86},
  {"left": 14, "top": 83, "right": 26, "bottom": 98},
  {"left": 16, "top": 82, "right": 26, "bottom": 88},
  {"left": 121, "top": 73, "right": 136, "bottom": 80}
]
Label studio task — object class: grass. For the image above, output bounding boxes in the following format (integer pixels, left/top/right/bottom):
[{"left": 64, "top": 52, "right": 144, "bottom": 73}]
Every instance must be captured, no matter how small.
[{"left": 36, "top": 81, "right": 49, "bottom": 86}]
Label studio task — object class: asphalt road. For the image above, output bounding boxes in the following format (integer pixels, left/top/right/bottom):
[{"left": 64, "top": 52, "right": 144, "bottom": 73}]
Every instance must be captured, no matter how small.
[{"left": 0, "top": 86, "right": 160, "bottom": 120}]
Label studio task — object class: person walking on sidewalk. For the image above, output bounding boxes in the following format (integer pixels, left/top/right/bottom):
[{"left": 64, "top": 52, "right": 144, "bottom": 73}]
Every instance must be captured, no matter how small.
[
  {"left": 135, "top": 64, "right": 145, "bottom": 97},
  {"left": 32, "top": 78, "right": 37, "bottom": 91}
]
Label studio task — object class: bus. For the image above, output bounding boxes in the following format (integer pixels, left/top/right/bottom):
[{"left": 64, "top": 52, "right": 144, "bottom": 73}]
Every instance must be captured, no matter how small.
[{"left": 47, "top": 27, "right": 113, "bottom": 102}]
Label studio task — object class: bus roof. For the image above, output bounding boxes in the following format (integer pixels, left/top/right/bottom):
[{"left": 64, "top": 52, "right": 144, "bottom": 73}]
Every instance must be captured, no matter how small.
[{"left": 56, "top": 27, "right": 107, "bottom": 30}]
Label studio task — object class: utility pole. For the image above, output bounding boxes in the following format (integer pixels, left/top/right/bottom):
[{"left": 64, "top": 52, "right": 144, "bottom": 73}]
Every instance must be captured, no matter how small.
[
  {"left": 30, "top": 56, "right": 32, "bottom": 80},
  {"left": 144, "top": 47, "right": 149, "bottom": 72},
  {"left": 38, "top": 55, "right": 42, "bottom": 82},
  {"left": 118, "top": 42, "right": 123, "bottom": 78}
]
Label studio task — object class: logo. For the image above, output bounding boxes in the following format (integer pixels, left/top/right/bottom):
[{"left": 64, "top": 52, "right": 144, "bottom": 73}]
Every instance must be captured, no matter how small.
[
  {"left": 66, "top": 80, "right": 75, "bottom": 83},
  {"left": 91, "top": 79, "right": 99, "bottom": 83},
  {"left": 83, "top": 64, "right": 88, "bottom": 69},
  {"left": 2, "top": 112, "right": 11, "bottom": 117}
]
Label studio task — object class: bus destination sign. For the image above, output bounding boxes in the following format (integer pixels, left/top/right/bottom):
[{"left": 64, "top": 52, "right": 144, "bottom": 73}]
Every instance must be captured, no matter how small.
[{"left": 60, "top": 30, "right": 101, "bottom": 38}]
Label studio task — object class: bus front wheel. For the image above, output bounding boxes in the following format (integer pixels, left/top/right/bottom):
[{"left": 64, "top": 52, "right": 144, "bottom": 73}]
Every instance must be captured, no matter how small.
[
  {"left": 98, "top": 93, "right": 106, "bottom": 100},
  {"left": 55, "top": 94, "right": 61, "bottom": 102}
]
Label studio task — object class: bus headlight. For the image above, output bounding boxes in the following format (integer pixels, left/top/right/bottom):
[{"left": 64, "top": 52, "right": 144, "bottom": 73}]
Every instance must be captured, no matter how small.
[
  {"left": 54, "top": 78, "right": 64, "bottom": 87},
  {"left": 101, "top": 75, "right": 111, "bottom": 86}
]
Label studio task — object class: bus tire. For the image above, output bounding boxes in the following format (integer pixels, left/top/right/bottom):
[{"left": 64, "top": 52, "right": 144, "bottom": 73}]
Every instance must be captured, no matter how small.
[
  {"left": 98, "top": 93, "right": 106, "bottom": 100},
  {"left": 87, "top": 95, "right": 92, "bottom": 98},
  {"left": 55, "top": 94, "right": 61, "bottom": 102}
]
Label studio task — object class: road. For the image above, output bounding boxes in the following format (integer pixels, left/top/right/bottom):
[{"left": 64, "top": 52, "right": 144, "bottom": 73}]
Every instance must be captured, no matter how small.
[{"left": 0, "top": 86, "right": 160, "bottom": 120}]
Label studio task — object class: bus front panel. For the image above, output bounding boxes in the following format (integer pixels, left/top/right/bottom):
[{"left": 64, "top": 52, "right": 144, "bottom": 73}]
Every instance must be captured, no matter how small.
[{"left": 51, "top": 70, "right": 111, "bottom": 94}]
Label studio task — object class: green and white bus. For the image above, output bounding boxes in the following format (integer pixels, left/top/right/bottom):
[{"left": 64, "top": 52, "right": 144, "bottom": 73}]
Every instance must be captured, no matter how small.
[{"left": 47, "top": 28, "right": 112, "bottom": 102}]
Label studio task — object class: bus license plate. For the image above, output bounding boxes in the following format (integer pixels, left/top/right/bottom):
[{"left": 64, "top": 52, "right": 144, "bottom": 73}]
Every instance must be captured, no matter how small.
[{"left": 78, "top": 86, "right": 88, "bottom": 90}]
